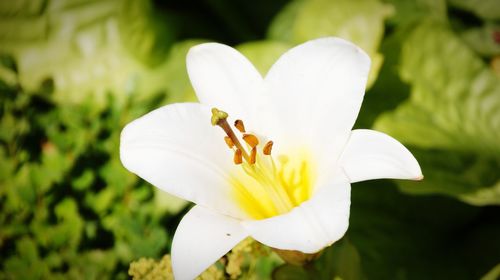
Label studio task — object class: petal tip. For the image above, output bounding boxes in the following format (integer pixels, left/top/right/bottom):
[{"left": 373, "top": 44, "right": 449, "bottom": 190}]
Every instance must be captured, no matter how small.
[
  {"left": 187, "top": 42, "right": 230, "bottom": 60},
  {"left": 414, "top": 174, "right": 424, "bottom": 181},
  {"left": 309, "top": 37, "right": 370, "bottom": 60}
]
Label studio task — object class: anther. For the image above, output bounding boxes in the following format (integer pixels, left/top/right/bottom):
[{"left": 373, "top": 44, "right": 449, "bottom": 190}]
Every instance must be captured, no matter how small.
[
  {"left": 250, "top": 147, "right": 257, "bottom": 164},
  {"left": 234, "top": 120, "right": 245, "bottom": 133},
  {"left": 243, "top": 134, "right": 259, "bottom": 148},
  {"left": 234, "top": 149, "right": 243, "bottom": 165},
  {"left": 224, "top": 136, "right": 234, "bottom": 148},
  {"left": 263, "top": 141, "right": 273, "bottom": 155}
]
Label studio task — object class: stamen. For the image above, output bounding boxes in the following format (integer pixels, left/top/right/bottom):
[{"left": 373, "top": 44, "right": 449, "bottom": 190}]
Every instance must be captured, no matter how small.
[
  {"left": 211, "top": 109, "right": 314, "bottom": 218},
  {"left": 243, "top": 134, "right": 259, "bottom": 148},
  {"left": 263, "top": 141, "right": 273, "bottom": 155},
  {"left": 250, "top": 147, "right": 257, "bottom": 164},
  {"left": 211, "top": 108, "right": 250, "bottom": 163},
  {"left": 234, "top": 149, "right": 243, "bottom": 164},
  {"left": 234, "top": 120, "right": 245, "bottom": 133},
  {"left": 224, "top": 136, "right": 234, "bottom": 148}
]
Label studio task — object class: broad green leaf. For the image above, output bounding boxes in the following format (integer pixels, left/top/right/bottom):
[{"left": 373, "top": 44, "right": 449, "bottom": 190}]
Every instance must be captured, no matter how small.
[
  {"left": 375, "top": 21, "right": 500, "bottom": 156},
  {"left": 374, "top": 21, "right": 500, "bottom": 204},
  {"left": 0, "top": 0, "right": 193, "bottom": 105}
]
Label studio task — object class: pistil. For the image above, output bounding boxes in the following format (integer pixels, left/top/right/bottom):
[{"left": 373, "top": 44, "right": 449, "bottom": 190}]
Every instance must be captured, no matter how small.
[{"left": 211, "top": 108, "right": 251, "bottom": 163}]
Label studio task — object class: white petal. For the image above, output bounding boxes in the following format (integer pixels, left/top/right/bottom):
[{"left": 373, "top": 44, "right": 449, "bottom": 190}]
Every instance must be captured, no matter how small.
[
  {"left": 187, "top": 43, "right": 264, "bottom": 124},
  {"left": 242, "top": 174, "right": 351, "bottom": 254},
  {"left": 172, "top": 206, "right": 248, "bottom": 280},
  {"left": 263, "top": 37, "right": 371, "bottom": 161},
  {"left": 120, "top": 103, "right": 247, "bottom": 218},
  {"left": 339, "top": 129, "right": 423, "bottom": 183}
]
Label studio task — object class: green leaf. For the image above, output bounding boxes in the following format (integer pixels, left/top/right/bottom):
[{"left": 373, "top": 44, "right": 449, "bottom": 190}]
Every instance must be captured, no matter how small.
[
  {"left": 374, "top": 21, "right": 500, "bottom": 156},
  {"left": 273, "top": 264, "right": 310, "bottom": 280},
  {"left": 460, "top": 181, "right": 500, "bottom": 206},
  {"left": 315, "top": 238, "right": 363, "bottom": 280},
  {"left": 0, "top": 0, "right": 45, "bottom": 17},
  {"left": 374, "top": 21, "right": 500, "bottom": 204},
  {"left": 52, "top": 198, "right": 84, "bottom": 249},
  {"left": 347, "top": 181, "right": 500, "bottom": 279},
  {"left": 395, "top": 147, "right": 500, "bottom": 204},
  {"left": 272, "top": 237, "right": 364, "bottom": 280},
  {"left": 72, "top": 169, "right": 95, "bottom": 191},
  {"left": 461, "top": 24, "right": 500, "bottom": 57},
  {"left": 3, "top": 237, "right": 49, "bottom": 279},
  {"left": 135, "top": 40, "right": 205, "bottom": 104},
  {"left": 118, "top": 0, "right": 175, "bottom": 67},
  {"left": 449, "top": 0, "right": 500, "bottom": 20},
  {"left": 153, "top": 188, "right": 188, "bottom": 216},
  {"left": 237, "top": 40, "right": 293, "bottom": 75},
  {"left": 0, "top": 0, "right": 192, "bottom": 105},
  {"left": 383, "top": 0, "right": 447, "bottom": 26},
  {"left": 268, "top": 0, "right": 305, "bottom": 43}
]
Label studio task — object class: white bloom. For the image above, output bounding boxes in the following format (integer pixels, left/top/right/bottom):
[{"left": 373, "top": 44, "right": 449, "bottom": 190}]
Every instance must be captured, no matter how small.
[{"left": 120, "top": 38, "right": 422, "bottom": 280}]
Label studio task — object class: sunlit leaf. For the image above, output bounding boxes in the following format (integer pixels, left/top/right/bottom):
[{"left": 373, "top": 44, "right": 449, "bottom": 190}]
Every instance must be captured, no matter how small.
[{"left": 375, "top": 21, "right": 500, "bottom": 155}]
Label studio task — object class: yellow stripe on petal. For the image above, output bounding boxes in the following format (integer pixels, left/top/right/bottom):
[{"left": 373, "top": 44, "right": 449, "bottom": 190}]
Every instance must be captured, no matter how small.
[{"left": 231, "top": 149, "right": 316, "bottom": 219}]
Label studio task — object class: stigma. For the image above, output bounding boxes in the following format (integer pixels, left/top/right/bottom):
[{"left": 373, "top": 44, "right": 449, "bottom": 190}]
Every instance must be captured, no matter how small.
[{"left": 211, "top": 108, "right": 272, "bottom": 165}]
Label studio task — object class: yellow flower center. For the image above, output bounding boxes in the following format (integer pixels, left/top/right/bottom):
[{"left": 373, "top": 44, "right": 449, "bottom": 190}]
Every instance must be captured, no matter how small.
[{"left": 211, "top": 108, "right": 315, "bottom": 219}]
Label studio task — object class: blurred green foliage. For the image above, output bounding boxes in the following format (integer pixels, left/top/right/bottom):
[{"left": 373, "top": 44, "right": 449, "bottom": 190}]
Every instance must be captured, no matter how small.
[
  {"left": 1, "top": 0, "right": 500, "bottom": 279},
  {"left": 0, "top": 63, "right": 183, "bottom": 278}
]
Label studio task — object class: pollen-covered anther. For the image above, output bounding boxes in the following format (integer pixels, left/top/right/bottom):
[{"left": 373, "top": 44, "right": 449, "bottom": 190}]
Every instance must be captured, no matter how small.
[
  {"left": 250, "top": 147, "right": 257, "bottom": 164},
  {"left": 234, "top": 149, "right": 243, "bottom": 165},
  {"left": 243, "top": 134, "right": 259, "bottom": 148},
  {"left": 224, "top": 136, "right": 234, "bottom": 148},
  {"left": 234, "top": 120, "right": 245, "bottom": 133},
  {"left": 263, "top": 141, "right": 273, "bottom": 155}
]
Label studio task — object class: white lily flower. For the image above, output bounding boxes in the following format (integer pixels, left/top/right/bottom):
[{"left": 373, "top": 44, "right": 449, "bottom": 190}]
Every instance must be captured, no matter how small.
[{"left": 120, "top": 37, "right": 422, "bottom": 280}]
